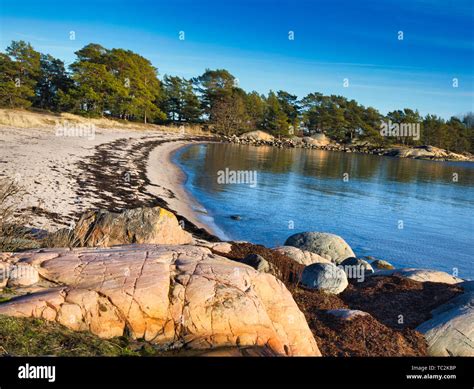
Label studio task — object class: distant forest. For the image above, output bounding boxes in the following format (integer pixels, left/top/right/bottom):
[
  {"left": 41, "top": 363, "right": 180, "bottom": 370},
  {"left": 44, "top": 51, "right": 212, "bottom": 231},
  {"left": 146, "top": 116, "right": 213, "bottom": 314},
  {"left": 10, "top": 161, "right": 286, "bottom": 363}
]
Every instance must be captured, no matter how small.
[{"left": 1, "top": 41, "right": 473, "bottom": 152}]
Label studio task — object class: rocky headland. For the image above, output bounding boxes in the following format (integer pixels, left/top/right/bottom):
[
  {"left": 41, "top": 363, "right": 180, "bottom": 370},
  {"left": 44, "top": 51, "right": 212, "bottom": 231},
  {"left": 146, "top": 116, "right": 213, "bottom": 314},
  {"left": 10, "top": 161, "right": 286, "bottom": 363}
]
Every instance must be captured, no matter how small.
[{"left": 223, "top": 130, "right": 474, "bottom": 162}]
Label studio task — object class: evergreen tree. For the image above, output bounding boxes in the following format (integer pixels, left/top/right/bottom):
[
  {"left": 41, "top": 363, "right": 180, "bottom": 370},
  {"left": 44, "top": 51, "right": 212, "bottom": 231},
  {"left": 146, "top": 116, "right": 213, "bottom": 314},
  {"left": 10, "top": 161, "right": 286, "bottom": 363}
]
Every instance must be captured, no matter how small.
[
  {"left": 0, "top": 41, "right": 40, "bottom": 108},
  {"left": 264, "top": 91, "right": 289, "bottom": 137},
  {"left": 211, "top": 88, "right": 248, "bottom": 135},
  {"left": 245, "top": 91, "right": 266, "bottom": 130},
  {"left": 162, "top": 75, "right": 201, "bottom": 122},
  {"left": 277, "top": 90, "right": 300, "bottom": 131},
  {"left": 34, "top": 54, "right": 73, "bottom": 110},
  {"left": 181, "top": 80, "right": 202, "bottom": 122},
  {"left": 360, "top": 107, "right": 383, "bottom": 144},
  {"left": 65, "top": 44, "right": 165, "bottom": 122},
  {"left": 0, "top": 40, "right": 471, "bottom": 153},
  {"left": 193, "top": 69, "right": 236, "bottom": 120}
]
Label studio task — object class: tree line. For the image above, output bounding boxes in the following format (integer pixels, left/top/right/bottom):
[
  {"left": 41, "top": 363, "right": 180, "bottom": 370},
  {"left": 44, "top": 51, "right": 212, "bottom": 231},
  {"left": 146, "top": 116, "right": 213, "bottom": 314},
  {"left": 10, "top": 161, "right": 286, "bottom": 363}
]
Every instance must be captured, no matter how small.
[{"left": 1, "top": 40, "right": 473, "bottom": 153}]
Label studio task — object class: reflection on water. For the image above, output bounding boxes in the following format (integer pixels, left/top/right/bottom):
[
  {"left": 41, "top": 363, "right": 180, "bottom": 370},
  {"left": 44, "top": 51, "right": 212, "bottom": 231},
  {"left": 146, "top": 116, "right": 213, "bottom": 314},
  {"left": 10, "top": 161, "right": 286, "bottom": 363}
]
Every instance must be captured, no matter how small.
[{"left": 175, "top": 143, "right": 474, "bottom": 279}]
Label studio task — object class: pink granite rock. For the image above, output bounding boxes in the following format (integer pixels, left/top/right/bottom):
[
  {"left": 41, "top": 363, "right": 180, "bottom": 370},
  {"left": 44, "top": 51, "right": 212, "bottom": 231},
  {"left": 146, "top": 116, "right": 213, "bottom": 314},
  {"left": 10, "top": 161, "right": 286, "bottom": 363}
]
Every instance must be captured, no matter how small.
[{"left": 0, "top": 244, "right": 320, "bottom": 356}]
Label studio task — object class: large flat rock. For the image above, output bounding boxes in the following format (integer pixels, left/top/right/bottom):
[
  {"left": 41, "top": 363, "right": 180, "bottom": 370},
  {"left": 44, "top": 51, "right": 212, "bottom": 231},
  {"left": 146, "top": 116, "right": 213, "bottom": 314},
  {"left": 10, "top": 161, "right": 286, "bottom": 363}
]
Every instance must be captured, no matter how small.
[
  {"left": 0, "top": 244, "right": 320, "bottom": 356},
  {"left": 368, "top": 268, "right": 463, "bottom": 284},
  {"left": 416, "top": 281, "right": 474, "bottom": 356}
]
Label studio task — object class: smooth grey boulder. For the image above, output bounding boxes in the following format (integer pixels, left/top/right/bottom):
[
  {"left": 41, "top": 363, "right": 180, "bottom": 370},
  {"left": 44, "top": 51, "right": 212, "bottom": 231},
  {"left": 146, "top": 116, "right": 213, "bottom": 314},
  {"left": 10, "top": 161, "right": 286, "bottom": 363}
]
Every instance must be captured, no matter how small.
[
  {"left": 285, "top": 232, "right": 355, "bottom": 264},
  {"left": 340, "top": 257, "right": 374, "bottom": 281},
  {"left": 416, "top": 281, "right": 474, "bottom": 356},
  {"left": 300, "top": 263, "right": 348, "bottom": 294}
]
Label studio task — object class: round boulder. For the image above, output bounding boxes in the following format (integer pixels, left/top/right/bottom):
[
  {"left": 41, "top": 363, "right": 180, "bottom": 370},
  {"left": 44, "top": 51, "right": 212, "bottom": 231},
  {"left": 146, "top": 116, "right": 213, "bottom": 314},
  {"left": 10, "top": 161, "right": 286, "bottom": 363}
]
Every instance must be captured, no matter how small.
[
  {"left": 300, "top": 263, "right": 348, "bottom": 294},
  {"left": 274, "top": 246, "right": 331, "bottom": 266},
  {"left": 284, "top": 232, "right": 355, "bottom": 265}
]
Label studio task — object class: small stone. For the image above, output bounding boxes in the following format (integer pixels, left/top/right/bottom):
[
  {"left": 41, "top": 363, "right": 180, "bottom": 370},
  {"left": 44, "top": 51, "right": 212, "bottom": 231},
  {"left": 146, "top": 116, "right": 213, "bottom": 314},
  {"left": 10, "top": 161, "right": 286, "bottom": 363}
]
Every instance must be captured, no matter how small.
[
  {"left": 371, "top": 259, "right": 395, "bottom": 270},
  {"left": 326, "top": 309, "right": 370, "bottom": 321}
]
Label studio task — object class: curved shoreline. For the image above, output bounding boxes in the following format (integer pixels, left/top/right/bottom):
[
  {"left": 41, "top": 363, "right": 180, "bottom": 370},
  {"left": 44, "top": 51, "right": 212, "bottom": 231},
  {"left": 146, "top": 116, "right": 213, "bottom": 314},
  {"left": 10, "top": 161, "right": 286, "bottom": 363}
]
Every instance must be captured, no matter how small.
[
  {"left": 0, "top": 123, "right": 221, "bottom": 240},
  {"left": 146, "top": 141, "right": 219, "bottom": 235}
]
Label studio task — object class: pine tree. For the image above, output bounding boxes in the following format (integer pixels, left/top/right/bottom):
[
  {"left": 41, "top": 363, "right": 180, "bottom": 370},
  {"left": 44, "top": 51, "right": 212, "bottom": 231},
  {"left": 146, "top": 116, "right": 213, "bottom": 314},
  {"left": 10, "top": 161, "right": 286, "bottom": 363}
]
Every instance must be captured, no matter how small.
[
  {"left": 0, "top": 41, "right": 40, "bottom": 108},
  {"left": 34, "top": 54, "right": 73, "bottom": 110},
  {"left": 264, "top": 91, "right": 289, "bottom": 137},
  {"left": 193, "top": 69, "right": 236, "bottom": 120}
]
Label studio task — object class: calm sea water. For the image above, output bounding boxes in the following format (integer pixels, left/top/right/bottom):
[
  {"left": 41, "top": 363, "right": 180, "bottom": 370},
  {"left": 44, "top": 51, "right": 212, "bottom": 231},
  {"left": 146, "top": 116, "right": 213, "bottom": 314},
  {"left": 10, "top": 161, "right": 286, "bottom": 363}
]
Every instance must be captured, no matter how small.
[{"left": 173, "top": 143, "right": 474, "bottom": 279}]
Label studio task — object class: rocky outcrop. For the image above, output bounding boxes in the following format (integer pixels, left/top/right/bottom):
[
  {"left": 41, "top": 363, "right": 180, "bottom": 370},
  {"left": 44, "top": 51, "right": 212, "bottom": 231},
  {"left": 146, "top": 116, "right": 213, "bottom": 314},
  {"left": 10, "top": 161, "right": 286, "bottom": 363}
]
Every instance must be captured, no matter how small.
[
  {"left": 301, "top": 137, "right": 319, "bottom": 146},
  {"left": 300, "top": 263, "right": 348, "bottom": 294},
  {"left": 310, "top": 133, "right": 331, "bottom": 146},
  {"left": 369, "top": 268, "right": 463, "bottom": 284},
  {"left": 0, "top": 245, "right": 320, "bottom": 356},
  {"left": 285, "top": 232, "right": 355, "bottom": 265},
  {"left": 274, "top": 246, "right": 331, "bottom": 266},
  {"left": 224, "top": 133, "right": 339, "bottom": 150},
  {"left": 222, "top": 135, "right": 473, "bottom": 162},
  {"left": 416, "top": 281, "right": 474, "bottom": 356},
  {"left": 50, "top": 207, "right": 193, "bottom": 247},
  {"left": 239, "top": 131, "right": 274, "bottom": 142},
  {"left": 383, "top": 146, "right": 471, "bottom": 161}
]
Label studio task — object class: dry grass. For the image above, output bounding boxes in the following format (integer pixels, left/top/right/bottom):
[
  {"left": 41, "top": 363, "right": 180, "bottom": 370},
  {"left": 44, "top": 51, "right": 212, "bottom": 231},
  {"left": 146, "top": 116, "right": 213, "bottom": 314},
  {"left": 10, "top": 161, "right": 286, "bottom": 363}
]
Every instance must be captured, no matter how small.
[
  {"left": 42, "top": 227, "right": 81, "bottom": 249},
  {"left": 0, "top": 178, "right": 39, "bottom": 251},
  {"left": 0, "top": 108, "right": 210, "bottom": 135}
]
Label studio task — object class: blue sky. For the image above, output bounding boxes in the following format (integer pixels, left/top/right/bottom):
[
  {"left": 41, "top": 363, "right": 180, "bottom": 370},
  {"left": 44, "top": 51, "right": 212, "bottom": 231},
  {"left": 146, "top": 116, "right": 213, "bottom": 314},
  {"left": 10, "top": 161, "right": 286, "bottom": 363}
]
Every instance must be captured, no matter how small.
[{"left": 0, "top": 0, "right": 472, "bottom": 118}]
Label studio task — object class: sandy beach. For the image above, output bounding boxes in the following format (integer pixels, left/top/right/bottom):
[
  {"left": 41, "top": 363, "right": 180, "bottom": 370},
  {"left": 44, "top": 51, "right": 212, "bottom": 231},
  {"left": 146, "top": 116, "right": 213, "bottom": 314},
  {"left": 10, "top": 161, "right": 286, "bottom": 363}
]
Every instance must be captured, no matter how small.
[
  {"left": 146, "top": 140, "right": 215, "bottom": 231},
  {"left": 0, "top": 111, "right": 215, "bottom": 236}
]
